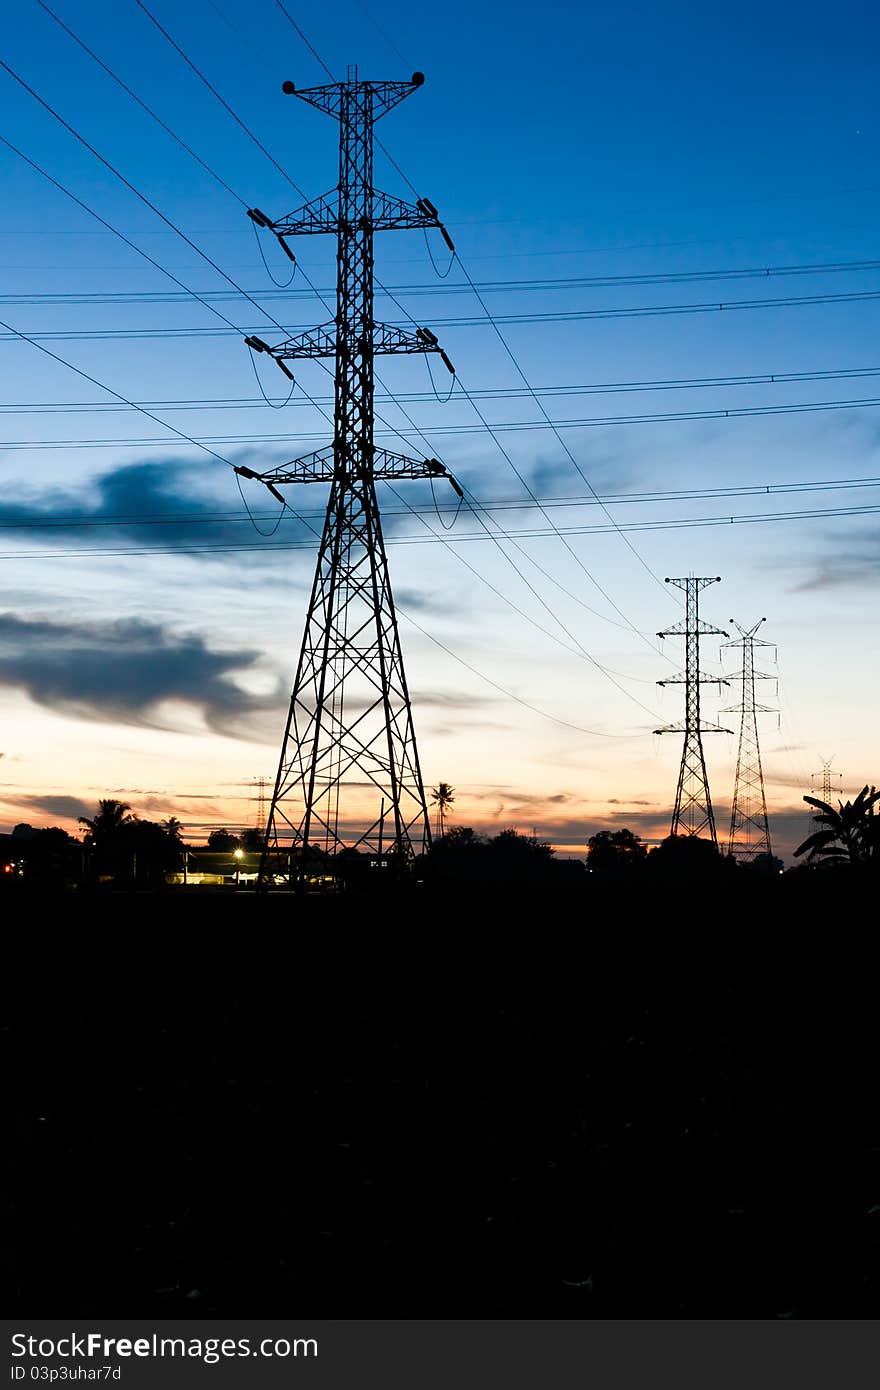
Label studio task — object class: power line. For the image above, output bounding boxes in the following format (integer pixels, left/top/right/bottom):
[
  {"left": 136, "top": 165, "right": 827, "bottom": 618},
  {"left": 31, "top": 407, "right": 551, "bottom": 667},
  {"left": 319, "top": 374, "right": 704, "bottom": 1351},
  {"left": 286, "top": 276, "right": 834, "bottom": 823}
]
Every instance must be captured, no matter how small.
[
  {"left": 371, "top": 276, "right": 674, "bottom": 650},
  {"left": 6, "top": 252, "right": 880, "bottom": 303},
  {"left": 16, "top": 25, "right": 660, "bottom": 695},
  {"left": 397, "top": 605, "right": 647, "bottom": 740},
  {"left": 0, "top": 38, "right": 668, "bottom": 739},
  {"left": 271, "top": 0, "right": 336, "bottom": 81},
  {"left": 0, "top": 58, "right": 297, "bottom": 339},
  {"left": 0, "top": 133, "right": 251, "bottom": 338},
  {"left": 33, "top": 0, "right": 248, "bottom": 207},
  {"left": 3, "top": 472, "right": 878, "bottom": 529},
  {"left": 6, "top": 391, "right": 880, "bottom": 449},
  {"left": 3, "top": 364, "right": 880, "bottom": 412},
  {"left": 0, "top": 312, "right": 234, "bottom": 471},
  {"left": 132, "top": 0, "right": 305, "bottom": 196},
  {"left": 4, "top": 497, "right": 879, "bottom": 556},
  {"left": 254, "top": 25, "right": 678, "bottom": 654},
  {"left": 9, "top": 283, "right": 880, "bottom": 338},
  {"left": 260, "top": 12, "right": 789, "bottom": 624},
  {"left": 415, "top": 287, "right": 880, "bottom": 326}
]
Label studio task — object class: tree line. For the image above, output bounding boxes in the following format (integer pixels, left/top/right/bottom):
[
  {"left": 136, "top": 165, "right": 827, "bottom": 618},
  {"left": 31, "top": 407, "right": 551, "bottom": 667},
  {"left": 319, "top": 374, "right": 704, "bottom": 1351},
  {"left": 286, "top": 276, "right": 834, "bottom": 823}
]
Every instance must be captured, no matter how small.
[{"left": 1, "top": 783, "right": 877, "bottom": 889}]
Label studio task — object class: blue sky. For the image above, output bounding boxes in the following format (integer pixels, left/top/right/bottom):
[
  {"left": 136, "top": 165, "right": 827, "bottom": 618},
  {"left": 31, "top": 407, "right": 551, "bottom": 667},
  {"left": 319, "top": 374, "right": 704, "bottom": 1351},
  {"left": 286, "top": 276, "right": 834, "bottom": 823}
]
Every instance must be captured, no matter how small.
[{"left": 0, "top": 0, "right": 878, "bottom": 856}]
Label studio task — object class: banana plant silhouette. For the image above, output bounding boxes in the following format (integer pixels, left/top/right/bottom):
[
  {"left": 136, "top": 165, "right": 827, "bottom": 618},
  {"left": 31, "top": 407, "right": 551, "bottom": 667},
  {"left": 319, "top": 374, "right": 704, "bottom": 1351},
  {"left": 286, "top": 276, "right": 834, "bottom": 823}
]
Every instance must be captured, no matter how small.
[{"left": 795, "top": 785, "right": 880, "bottom": 866}]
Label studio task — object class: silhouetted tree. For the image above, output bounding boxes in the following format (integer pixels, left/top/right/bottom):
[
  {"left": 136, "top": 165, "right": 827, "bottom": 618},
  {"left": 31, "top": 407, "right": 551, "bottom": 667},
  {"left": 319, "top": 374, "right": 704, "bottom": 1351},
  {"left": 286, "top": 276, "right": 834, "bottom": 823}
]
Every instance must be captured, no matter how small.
[
  {"left": 79, "top": 799, "right": 134, "bottom": 847},
  {"left": 795, "top": 785, "right": 880, "bottom": 869},
  {"left": 19, "top": 827, "right": 80, "bottom": 885},
  {"left": 646, "top": 834, "right": 732, "bottom": 883},
  {"left": 78, "top": 800, "right": 136, "bottom": 881},
  {"left": 736, "top": 851, "right": 785, "bottom": 877},
  {"left": 119, "top": 819, "right": 181, "bottom": 884},
  {"left": 586, "top": 828, "right": 647, "bottom": 876},
  {"left": 239, "top": 828, "right": 265, "bottom": 853},
  {"left": 430, "top": 782, "right": 455, "bottom": 837},
  {"left": 441, "top": 826, "right": 482, "bottom": 850},
  {"left": 488, "top": 829, "right": 555, "bottom": 882},
  {"left": 207, "top": 829, "right": 240, "bottom": 851}
]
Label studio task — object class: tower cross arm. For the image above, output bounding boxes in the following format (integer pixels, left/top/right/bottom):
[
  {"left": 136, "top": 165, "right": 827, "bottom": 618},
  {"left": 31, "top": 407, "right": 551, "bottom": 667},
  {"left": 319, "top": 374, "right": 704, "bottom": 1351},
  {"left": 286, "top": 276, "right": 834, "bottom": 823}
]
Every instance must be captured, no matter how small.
[
  {"left": 257, "top": 323, "right": 337, "bottom": 360},
  {"left": 235, "top": 447, "right": 462, "bottom": 491},
  {"left": 234, "top": 447, "right": 335, "bottom": 487},
  {"left": 658, "top": 619, "right": 730, "bottom": 638},
  {"left": 252, "top": 189, "right": 443, "bottom": 242},
  {"left": 249, "top": 190, "right": 339, "bottom": 239},
  {"left": 287, "top": 74, "right": 426, "bottom": 122},
  {"left": 250, "top": 323, "right": 454, "bottom": 367},
  {"left": 654, "top": 721, "right": 733, "bottom": 736},
  {"left": 657, "top": 673, "right": 730, "bottom": 687}
]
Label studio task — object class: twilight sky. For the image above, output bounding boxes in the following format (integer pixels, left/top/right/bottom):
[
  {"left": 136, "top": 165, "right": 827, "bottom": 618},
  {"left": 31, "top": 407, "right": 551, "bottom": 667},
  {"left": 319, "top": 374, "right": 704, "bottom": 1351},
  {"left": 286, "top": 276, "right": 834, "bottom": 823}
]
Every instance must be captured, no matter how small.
[{"left": 0, "top": 0, "right": 877, "bottom": 857}]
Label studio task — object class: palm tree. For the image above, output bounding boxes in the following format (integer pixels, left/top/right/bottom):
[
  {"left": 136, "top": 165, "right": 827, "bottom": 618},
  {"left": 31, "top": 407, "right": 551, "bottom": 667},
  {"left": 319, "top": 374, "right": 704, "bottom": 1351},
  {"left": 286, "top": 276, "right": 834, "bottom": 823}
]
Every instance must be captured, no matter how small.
[
  {"left": 161, "top": 817, "right": 189, "bottom": 880},
  {"left": 795, "top": 785, "right": 880, "bottom": 867},
  {"left": 78, "top": 799, "right": 135, "bottom": 846},
  {"left": 430, "top": 782, "right": 455, "bottom": 838}
]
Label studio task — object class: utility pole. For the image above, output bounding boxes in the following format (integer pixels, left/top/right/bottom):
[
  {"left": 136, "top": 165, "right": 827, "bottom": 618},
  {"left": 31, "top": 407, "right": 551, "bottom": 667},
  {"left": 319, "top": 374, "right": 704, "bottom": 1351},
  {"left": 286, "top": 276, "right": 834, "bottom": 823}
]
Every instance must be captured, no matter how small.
[
  {"left": 655, "top": 576, "right": 731, "bottom": 844},
  {"left": 239, "top": 68, "right": 460, "bottom": 887},
  {"left": 723, "top": 618, "right": 776, "bottom": 861}
]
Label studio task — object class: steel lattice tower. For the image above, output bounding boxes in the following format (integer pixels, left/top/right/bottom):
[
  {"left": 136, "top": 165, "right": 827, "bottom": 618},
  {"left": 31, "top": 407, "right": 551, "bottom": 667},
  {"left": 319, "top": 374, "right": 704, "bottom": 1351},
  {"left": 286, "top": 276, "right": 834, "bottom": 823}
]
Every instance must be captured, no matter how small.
[
  {"left": 811, "top": 758, "right": 842, "bottom": 819},
  {"left": 655, "top": 576, "right": 731, "bottom": 843},
  {"left": 238, "top": 68, "right": 460, "bottom": 883},
  {"left": 722, "top": 618, "right": 776, "bottom": 860}
]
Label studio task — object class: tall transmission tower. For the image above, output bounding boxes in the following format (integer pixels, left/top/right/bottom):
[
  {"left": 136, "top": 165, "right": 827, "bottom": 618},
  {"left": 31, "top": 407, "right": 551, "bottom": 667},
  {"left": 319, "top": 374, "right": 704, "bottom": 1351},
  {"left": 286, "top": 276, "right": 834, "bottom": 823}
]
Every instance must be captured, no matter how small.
[
  {"left": 238, "top": 68, "right": 460, "bottom": 884},
  {"left": 722, "top": 618, "right": 776, "bottom": 861},
  {"left": 655, "top": 576, "right": 731, "bottom": 843}
]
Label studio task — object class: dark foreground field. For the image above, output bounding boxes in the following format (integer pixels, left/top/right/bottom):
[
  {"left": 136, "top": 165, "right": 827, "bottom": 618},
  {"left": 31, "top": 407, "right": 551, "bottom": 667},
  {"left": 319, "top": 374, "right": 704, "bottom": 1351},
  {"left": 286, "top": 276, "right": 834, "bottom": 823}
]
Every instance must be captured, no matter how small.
[{"left": 3, "top": 884, "right": 878, "bottom": 1317}]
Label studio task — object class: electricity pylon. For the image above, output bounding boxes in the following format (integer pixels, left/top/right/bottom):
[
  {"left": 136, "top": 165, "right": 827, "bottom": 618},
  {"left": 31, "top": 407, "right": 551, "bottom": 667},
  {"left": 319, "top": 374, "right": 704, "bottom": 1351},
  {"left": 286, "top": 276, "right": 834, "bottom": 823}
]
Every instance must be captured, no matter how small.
[
  {"left": 722, "top": 618, "right": 776, "bottom": 861},
  {"left": 238, "top": 67, "right": 460, "bottom": 885},
  {"left": 254, "top": 776, "right": 267, "bottom": 834},
  {"left": 811, "top": 757, "right": 842, "bottom": 821},
  {"left": 655, "top": 576, "right": 731, "bottom": 843}
]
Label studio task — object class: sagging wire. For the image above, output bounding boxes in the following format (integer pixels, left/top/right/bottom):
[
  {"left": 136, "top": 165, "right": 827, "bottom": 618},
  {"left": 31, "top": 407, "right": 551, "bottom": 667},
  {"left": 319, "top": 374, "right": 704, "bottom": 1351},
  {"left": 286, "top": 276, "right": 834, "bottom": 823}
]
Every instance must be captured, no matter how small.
[
  {"left": 246, "top": 341, "right": 295, "bottom": 409},
  {"left": 425, "top": 352, "right": 455, "bottom": 404},
  {"left": 423, "top": 225, "right": 456, "bottom": 278},
  {"left": 429, "top": 474, "right": 464, "bottom": 531},
  {"left": 234, "top": 469, "right": 286, "bottom": 537},
  {"left": 251, "top": 215, "right": 297, "bottom": 288}
]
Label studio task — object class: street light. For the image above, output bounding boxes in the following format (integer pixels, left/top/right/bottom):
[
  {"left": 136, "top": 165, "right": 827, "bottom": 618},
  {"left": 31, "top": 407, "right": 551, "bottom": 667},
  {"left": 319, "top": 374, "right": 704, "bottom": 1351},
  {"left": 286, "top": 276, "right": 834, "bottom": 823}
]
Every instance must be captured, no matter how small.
[{"left": 234, "top": 847, "right": 243, "bottom": 887}]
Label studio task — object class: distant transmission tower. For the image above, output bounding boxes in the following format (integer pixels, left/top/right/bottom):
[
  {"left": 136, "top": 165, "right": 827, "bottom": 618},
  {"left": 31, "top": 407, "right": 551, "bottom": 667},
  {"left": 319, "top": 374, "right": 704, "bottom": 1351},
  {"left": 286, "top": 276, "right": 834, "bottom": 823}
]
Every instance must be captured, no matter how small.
[
  {"left": 811, "top": 757, "right": 842, "bottom": 816},
  {"left": 238, "top": 68, "right": 460, "bottom": 884},
  {"left": 722, "top": 618, "right": 776, "bottom": 861},
  {"left": 655, "top": 576, "right": 731, "bottom": 843},
  {"left": 254, "top": 776, "right": 267, "bottom": 833}
]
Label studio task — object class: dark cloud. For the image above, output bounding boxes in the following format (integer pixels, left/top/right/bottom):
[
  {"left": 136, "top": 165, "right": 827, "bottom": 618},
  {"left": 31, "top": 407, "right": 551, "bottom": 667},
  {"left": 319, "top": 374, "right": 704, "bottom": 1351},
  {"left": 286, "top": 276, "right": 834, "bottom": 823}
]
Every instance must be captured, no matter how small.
[
  {"left": 0, "top": 459, "right": 316, "bottom": 555},
  {"left": 394, "top": 588, "right": 455, "bottom": 616},
  {"left": 424, "top": 720, "right": 513, "bottom": 736},
  {"left": 413, "top": 690, "right": 499, "bottom": 709},
  {"left": 13, "top": 793, "right": 93, "bottom": 822},
  {"left": 524, "top": 445, "right": 641, "bottom": 497},
  {"left": 792, "top": 526, "right": 880, "bottom": 591},
  {"left": 0, "top": 612, "right": 280, "bottom": 737}
]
